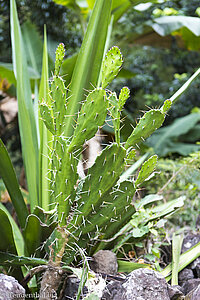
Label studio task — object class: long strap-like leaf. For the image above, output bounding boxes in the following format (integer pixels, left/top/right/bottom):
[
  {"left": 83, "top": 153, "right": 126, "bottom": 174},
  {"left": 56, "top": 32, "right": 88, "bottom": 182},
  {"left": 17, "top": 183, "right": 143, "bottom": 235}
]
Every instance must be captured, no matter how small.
[
  {"left": 0, "top": 139, "right": 28, "bottom": 229},
  {"left": 64, "top": 0, "right": 112, "bottom": 138},
  {"left": 10, "top": 0, "right": 39, "bottom": 210},
  {"left": 38, "top": 29, "right": 52, "bottom": 210}
]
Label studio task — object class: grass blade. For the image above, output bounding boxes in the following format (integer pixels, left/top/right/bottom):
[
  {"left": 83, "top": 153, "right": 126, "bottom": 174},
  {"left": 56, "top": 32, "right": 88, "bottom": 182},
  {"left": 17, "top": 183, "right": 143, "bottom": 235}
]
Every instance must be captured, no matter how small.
[
  {"left": 171, "top": 233, "right": 183, "bottom": 286},
  {"left": 10, "top": 0, "right": 39, "bottom": 210},
  {"left": 161, "top": 241, "right": 200, "bottom": 281}
]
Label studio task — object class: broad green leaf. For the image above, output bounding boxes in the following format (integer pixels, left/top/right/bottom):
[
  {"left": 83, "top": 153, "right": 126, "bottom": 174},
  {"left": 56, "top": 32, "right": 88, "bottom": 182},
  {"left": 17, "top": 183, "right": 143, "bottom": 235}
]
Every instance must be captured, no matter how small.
[
  {"left": 0, "top": 62, "right": 40, "bottom": 87},
  {"left": 135, "top": 194, "right": 163, "bottom": 210},
  {"left": 0, "top": 203, "right": 25, "bottom": 257},
  {"left": 147, "top": 113, "right": 200, "bottom": 156},
  {"left": 0, "top": 138, "right": 28, "bottom": 229},
  {"left": 10, "top": 0, "right": 39, "bottom": 210},
  {"left": 64, "top": 0, "right": 112, "bottom": 137},
  {"left": 152, "top": 16, "right": 200, "bottom": 37},
  {"left": 24, "top": 214, "right": 57, "bottom": 255},
  {"left": 0, "top": 252, "right": 48, "bottom": 266}
]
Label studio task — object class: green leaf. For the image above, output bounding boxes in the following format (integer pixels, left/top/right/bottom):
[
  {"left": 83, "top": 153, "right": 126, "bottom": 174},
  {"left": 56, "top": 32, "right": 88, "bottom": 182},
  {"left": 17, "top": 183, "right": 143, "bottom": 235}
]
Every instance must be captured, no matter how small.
[
  {"left": 135, "top": 155, "right": 157, "bottom": 187},
  {"left": 0, "top": 203, "right": 25, "bottom": 257},
  {"left": 38, "top": 29, "right": 52, "bottom": 210},
  {"left": 152, "top": 16, "right": 200, "bottom": 37},
  {"left": 64, "top": 0, "right": 112, "bottom": 137},
  {"left": 171, "top": 233, "right": 183, "bottom": 286},
  {"left": 60, "top": 53, "right": 78, "bottom": 87},
  {"left": 161, "top": 241, "right": 200, "bottom": 281},
  {"left": 24, "top": 214, "right": 57, "bottom": 255},
  {"left": 10, "top": 0, "right": 39, "bottom": 210},
  {"left": 117, "top": 260, "right": 150, "bottom": 273},
  {"left": 0, "top": 62, "right": 40, "bottom": 87},
  {"left": 22, "top": 20, "right": 43, "bottom": 77},
  {"left": 0, "top": 208, "right": 18, "bottom": 254},
  {"left": 148, "top": 113, "right": 200, "bottom": 156},
  {"left": 0, "top": 252, "right": 47, "bottom": 266},
  {"left": 0, "top": 138, "right": 28, "bottom": 229}
]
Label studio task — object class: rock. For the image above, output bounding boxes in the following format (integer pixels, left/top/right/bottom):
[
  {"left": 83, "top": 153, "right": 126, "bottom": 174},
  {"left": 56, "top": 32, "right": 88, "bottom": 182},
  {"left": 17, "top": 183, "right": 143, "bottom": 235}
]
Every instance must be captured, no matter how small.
[
  {"left": 178, "top": 268, "right": 194, "bottom": 286},
  {"left": 101, "top": 281, "right": 125, "bottom": 300},
  {"left": 0, "top": 274, "right": 25, "bottom": 300},
  {"left": 62, "top": 276, "right": 88, "bottom": 300},
  {"left": 185, "top": 285, "right": 200, "bottom": 300},
  {"left": 181, "top": 233, "right": 200, "bottom": 275},
  {"left": 181, "top": 279, "right": 200, "bottom": 295},
  {"left": 90, "top": 250, "right": 118, "bottom": 275},
  {"left": 102, "top": 268, "right": 170, "bottom": 300},
  {"left": 167, "top": 284, "right": 184, "bottom": 299}
]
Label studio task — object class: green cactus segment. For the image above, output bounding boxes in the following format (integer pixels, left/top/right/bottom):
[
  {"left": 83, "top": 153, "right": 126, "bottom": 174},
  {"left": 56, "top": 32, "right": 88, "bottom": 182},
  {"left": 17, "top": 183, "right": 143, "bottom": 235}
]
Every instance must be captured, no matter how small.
[
  {"left": 135, "top": 155, "right": 157, "bottom": 187},
  {"left": 50, "top": 76, "right": 67, "bottom": 135},
  {"left": 67, "top": 88, "right": 107, "bottom": 152},
  {"left": 40, "top": 102, "right": 55, "bottom": 134},
  {"left": 108, "top": 92, "right": 121, "bottom": 144},
  {"left": 70, "top": 144, "right": 126, "bottom": 228},
  {"left": 52, "top": 145, "right": 78, "bottom": 226},
  {"left": 161, "top": 99, "right": 172, "bottom": 114},
  {"left": 119, "top": 87, "right": 130, "bottom": 111},
  {"left": 81, "top": 180, "right": 136, "bottom": 235},
  {"left": 125, "top": 109, "right": 165, "bottom": 150},
  {"left": 55, "top": 43, "right": 65, "bottom": 76},
  {"left": 95, "top": 205, "right": 136, "bottom": 252},
  {"left": 101, "top": 46, "right": 123, "bottom": 88}
]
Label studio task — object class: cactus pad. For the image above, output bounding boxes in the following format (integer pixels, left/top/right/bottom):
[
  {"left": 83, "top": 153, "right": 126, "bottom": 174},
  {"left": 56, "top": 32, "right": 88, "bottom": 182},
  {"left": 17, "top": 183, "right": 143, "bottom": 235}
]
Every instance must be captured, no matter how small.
[
  {"left": 125, "top": 109, "right": 165, "bottom": 149},
  {"left": 101, "top": 46, "right": 123, "bottom": 88},
  {"left": 67, "top": 88, "right": 107, "bottom": 152}
]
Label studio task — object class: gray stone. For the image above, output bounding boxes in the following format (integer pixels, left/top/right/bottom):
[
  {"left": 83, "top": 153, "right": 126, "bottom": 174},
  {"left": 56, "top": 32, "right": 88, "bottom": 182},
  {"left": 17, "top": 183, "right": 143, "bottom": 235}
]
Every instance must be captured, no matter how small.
[
  {"left": 182, "top": 279, "right": 200, "bottom": 295},
  {"left": 0, "top": 274, "right": 25, "bottom": 300},
  {"left": 185, "top": 285, "right": 200, "bottom": 300},
  {"left": 167, "top": 284, "right": 184, "bottom": 299},
  {"left": 90, "top": 250, "right": 118, "bottom": 275},
  {"left": 182, "top": 234, "right": 200, "bottom": 274},
  {"left": 179, "top": 268, "right": 194, "bottom": 286},
  {"left": 101, "top": 281, "right": 125, "bottom": 300},
  {"left": 102, "top": 268, "right": 170, "bottom": 300},
  {"left": 62, "top": 276, "right": 88, "bottom": 300}
]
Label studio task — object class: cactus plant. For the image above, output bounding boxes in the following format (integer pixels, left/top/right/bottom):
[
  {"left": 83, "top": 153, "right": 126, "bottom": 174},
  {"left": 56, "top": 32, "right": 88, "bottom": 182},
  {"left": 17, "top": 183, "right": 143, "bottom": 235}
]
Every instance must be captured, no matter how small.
[
  {"left": 1, "top": 0, "right": 199, "bottom": 297},
  {"left": 37, "top": 43, "right": 170, "bottom": 269}
]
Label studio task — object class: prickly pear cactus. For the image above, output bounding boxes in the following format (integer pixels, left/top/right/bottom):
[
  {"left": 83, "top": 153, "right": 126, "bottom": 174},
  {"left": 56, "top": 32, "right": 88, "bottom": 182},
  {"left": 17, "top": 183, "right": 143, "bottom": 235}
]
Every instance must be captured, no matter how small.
[
  {"left": 125, "top": 109, "right": 165, "bottom": 149},
  {"left": 39, "top": 43, "right": 172, "bottom": 266},
  {"left": 101, "top": 46, "right": 123, "bottom": 88}
]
